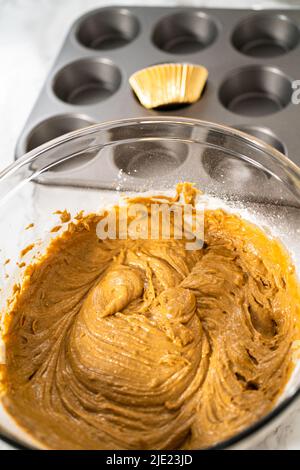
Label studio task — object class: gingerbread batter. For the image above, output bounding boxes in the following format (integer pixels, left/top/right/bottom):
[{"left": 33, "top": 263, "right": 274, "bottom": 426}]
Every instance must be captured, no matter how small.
[{"left": 1, "top": 186, "right": 300, "bottom": 449}]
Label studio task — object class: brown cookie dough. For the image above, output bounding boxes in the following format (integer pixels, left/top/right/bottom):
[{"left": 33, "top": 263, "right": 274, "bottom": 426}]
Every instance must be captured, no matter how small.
[{"left": 1, "top": 187, "right": 300, "bottom": 449}]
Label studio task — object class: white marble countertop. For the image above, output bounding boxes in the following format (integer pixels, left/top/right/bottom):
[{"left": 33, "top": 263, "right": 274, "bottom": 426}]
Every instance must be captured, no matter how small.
[{"left": 0, "top": 0, "right": 300, "bottom": 451}]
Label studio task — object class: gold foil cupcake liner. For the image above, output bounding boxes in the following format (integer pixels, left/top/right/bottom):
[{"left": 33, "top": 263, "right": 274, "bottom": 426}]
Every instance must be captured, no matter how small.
[{"left": 129, "top": 63, "right": 208, "bottom": 109}]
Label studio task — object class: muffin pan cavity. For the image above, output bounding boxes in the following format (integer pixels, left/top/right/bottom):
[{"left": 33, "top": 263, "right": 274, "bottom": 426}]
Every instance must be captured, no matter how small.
[
  {"left": 76, "top": 8, "right": 140, "bottom": 50},
  {"left": 53, "top": 59, "right": 121, "bottom": 105},
  {"left": 26, "top": 115, "right": 95, "bottom": 153},
  {"left": 219, "top": 66, "right": 292, "bottom": 117},
  {"left": 16, "top": 6, "right": 300, "bottom": 171},
  {"left": 204, "top": 153, "right": 269, "bottom": 187},
  {"left": 113, "top": 141, "right": 188, "bottom": 178},
  {"left": 232, "top": 14, "right": 300, "bottom": 58},
  {"left": 234, "top": 125, "right": 286, "bottom": 155},
  {"left": 152, "top": 12, "right": 219, "bottom": 54}
]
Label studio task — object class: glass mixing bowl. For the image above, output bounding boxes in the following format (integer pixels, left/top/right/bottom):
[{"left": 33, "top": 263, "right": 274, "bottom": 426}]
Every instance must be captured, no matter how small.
[{"left": 1, "top": 117, "right": 300, "bottom": 450}]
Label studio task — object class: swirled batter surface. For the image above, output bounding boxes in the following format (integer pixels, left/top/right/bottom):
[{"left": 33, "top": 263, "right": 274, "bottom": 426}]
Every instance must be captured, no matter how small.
[{"left": 2, "top": 188, "right": 300, "bottom": 449}]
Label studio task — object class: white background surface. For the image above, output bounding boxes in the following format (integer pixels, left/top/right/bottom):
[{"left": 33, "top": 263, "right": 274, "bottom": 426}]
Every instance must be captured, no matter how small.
[{"left": 0, "top": 0, "right": 300, "bottom": 450}]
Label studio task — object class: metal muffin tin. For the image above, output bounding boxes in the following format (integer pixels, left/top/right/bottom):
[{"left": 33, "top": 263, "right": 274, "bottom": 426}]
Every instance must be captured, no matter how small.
[{"left": 15, "top": 6, "right": 300, "bottom": 169}]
